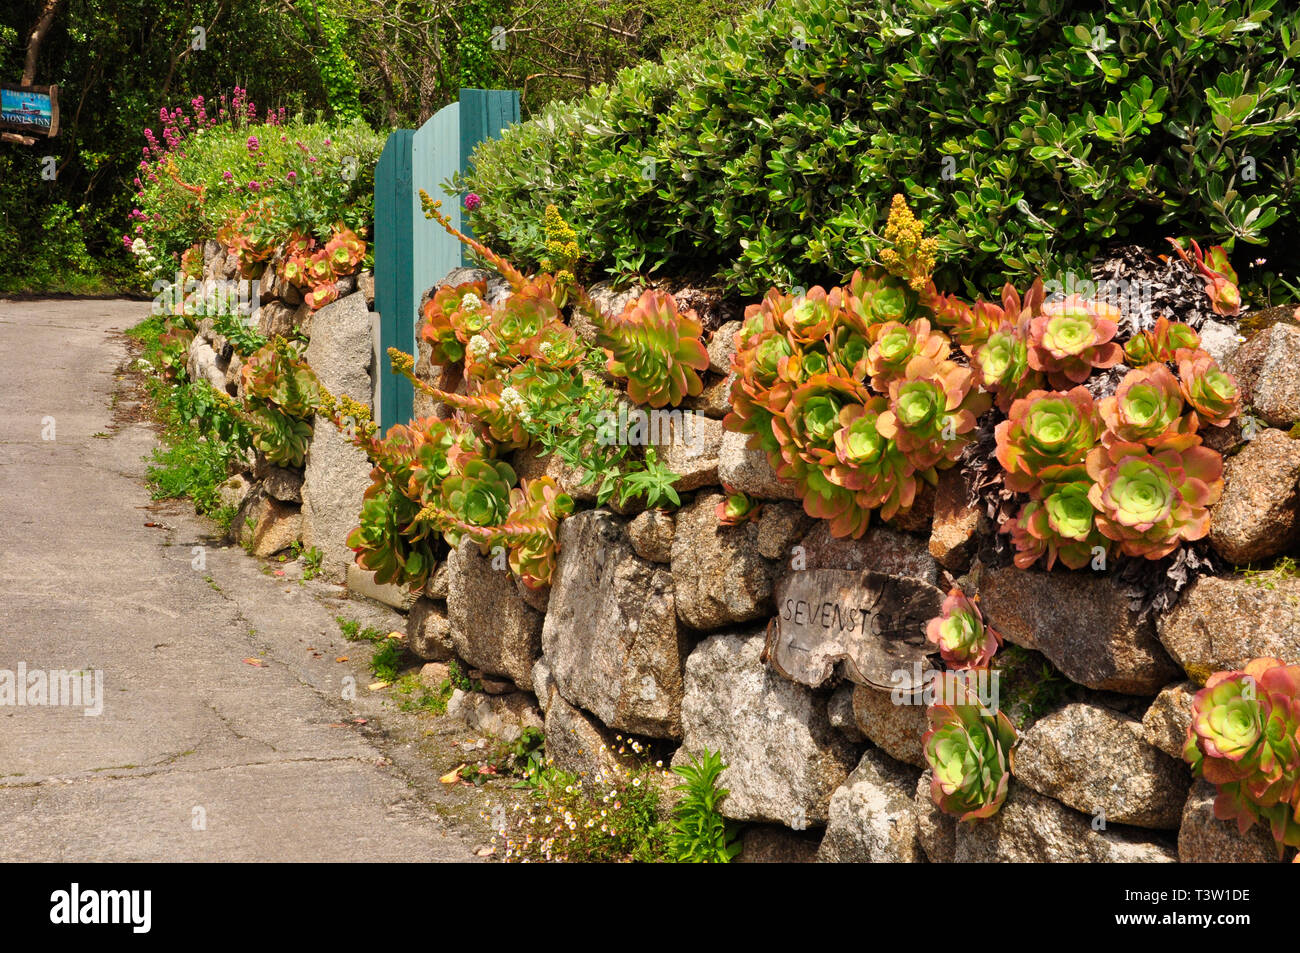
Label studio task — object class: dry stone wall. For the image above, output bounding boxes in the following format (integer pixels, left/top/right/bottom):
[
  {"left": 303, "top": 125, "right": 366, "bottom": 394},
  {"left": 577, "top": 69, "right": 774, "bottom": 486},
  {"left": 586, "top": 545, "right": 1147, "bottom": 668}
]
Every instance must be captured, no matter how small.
[
  {"left": 237, "top": 257, "right": 1298, "bottom": 863},
  {"left": 187, "top": 241, "right": 377, "bottom": 580}
]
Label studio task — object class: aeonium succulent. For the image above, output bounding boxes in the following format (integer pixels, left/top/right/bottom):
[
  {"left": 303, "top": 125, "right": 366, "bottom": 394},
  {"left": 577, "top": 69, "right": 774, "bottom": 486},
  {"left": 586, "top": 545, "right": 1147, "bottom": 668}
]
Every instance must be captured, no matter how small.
[
  {"left": 926, "top": 589, "right": 1001, "bottom": 670},
  {"left": 971, "top": 323, "right": 1042, "bottom": 412},
  {"left": 325, "top": 225, "right": 366, "bottom": 276},
  {"left": 453, "top": 476, "right": 575, "bottom": 589},
  {"left": 247, "top": 403, "right": 313, "bottom": 467},
  {"left": 421, "top": 280, "right": 488, "bottom": 365},
  {"left": 1000, "top": 464, "right": 1110, "bottom": 570},
  {"left": 1027, "top": 294, "right": 1123, "bottom": 388},
  {"left": 772, "top": 373, "right": 868, "bottom": 472},
  {"left": 1086, "top": 434, "right": 1224, "bottom": 559},
  {"left": 599, "top": 290, "right": 709, "bottom": 408},
  {"left": 844, "top": 268, "right": 924, "bottom": 328},
  {"left": 1123, "top": 316, "right": 1201, "bottom": 366},
  {"left": 305, "top": 248, "right": 334, "bottom": 287},
  {"left": 793, "top": 460, "right": 874, "bottom": 540},
  {"left": 303, "top": 281, "right": 339, "bottom": 310},
  {"left": 829, "top": 397, "right": 918, "bottom": 518},
  {"left": 279, "top": 253, "right": 310, "bottom": 291},
  {"left": 1184, "top": 658, "right": 1300, "bottom": 854},
  {"left": 876, "top": 357, "right": 989, "bottom": 472},
  {"left": 504, "top": 477, "right": 575, "bottom": 588},
  {"left": 717, "top": 486, "right": 762, "bottom": 525},
  {"left": 430, "top": 452, "right": 517, "bottom": 548},
  {"left": 1169, "top": 238, "right": 1241, "bottom": 317},
  {"left": 994, "top": 387, "right": 1100, "bottom": 494},
  {"left": 1178, "top": 350, "right": 1242, "bottom": 428},
  {"left": 778, "top": 285, "right": 841, "bottom": 345},
  {"left": 1098, "top": 363, "right": 1190, "bottom": 445},
  {"left": 939, "top": 279, "right": 1045, "bottom": 351},
  {"left": 491, "top": 284, "right": 560, "bottom": 351},
  {"left": 864, "top": 318, "right": 950, "bottom": 391},
  {"left": 924, "top": 679, "right": 1018, "bottom": 821},
  {"left": 346, "top": 481, "right": 437, "bottom": 589}
]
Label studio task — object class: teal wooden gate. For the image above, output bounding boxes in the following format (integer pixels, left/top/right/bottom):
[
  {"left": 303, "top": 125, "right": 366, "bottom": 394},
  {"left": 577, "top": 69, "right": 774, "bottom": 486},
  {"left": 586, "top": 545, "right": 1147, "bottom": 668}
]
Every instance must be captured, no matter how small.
[{"left": 373, "top": 89, "right": 520, "bottom": 430}]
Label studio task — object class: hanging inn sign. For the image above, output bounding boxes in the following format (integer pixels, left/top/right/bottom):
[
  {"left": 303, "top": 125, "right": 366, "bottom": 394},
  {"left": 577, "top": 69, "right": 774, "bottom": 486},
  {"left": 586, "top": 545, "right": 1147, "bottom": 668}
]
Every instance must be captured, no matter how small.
[{"left": 1, "top": 84, "right": 59, "bottom": 137}]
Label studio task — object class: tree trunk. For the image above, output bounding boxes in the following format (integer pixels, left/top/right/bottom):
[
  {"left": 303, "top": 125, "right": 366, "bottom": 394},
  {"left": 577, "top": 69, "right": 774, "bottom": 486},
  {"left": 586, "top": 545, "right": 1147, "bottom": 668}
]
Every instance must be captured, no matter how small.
[{"left": 22, "top": 0, "right": 65, "bottom": 85}]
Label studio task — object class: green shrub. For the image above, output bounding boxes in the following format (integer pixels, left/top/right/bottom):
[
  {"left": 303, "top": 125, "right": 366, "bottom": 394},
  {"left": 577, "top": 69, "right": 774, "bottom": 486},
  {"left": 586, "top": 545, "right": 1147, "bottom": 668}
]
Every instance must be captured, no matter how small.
[{"left": 462, "top": 0, "right": 1300, "bottom": 297}]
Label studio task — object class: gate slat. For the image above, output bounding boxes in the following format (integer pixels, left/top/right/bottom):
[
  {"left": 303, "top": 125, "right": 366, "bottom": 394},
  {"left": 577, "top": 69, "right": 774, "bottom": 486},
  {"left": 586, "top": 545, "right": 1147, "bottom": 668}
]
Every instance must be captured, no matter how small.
[{"left": 372, "top": 89, "right": 520, "bottom": 431}]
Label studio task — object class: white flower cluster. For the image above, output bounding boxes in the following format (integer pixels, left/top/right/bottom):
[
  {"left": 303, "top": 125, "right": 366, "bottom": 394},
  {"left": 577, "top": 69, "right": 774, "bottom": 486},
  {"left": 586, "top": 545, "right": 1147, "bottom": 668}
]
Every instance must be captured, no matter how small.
[
  {"left": 467, "top": 334, "right": 491, "bottom": 363},
  {"left": 500, "top": 385, "right": 532, "bottom": 425},
  {"left": 460, "top": 291, "right": 483, "bottom": 312}
]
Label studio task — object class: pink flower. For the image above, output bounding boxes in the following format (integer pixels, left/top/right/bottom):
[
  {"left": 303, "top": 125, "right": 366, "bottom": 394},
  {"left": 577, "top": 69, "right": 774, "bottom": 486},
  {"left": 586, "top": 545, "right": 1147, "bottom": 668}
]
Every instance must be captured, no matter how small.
[
  {"left": 464, "top": 193, "right": 482, "bottom": 211},
  {"left": 247, "top": 180, "right": 260, "bottom": 191}
]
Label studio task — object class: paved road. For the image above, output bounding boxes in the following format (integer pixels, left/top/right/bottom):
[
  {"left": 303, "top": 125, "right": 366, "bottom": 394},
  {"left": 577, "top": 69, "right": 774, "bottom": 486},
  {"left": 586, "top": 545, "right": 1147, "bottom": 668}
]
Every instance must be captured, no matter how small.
[{"left": 0, "top": 298, "right": 477, "bottom": 861}]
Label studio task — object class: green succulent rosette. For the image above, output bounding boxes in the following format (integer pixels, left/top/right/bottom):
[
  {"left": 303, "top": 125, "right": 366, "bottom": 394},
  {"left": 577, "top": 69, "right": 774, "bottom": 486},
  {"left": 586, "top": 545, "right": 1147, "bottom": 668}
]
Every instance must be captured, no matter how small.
[
  {"left": 1178, "top": 350, "right": 1242, "bottom": 428},
  {"left": 877, "top": 356, "right": 990, "bottom": 473},
  {"left": 971, "top": 324, "right": 1041, "bottom": 412},
  {"left": 830, "top": 398, "right": 917, "bottom": 522},
  {"left": 924, "top": 683, "right": 1018, "bottom": 821},
  {"left": 1098, "top": 363, "right": 1189, "bottom": 445},
  {"left": 435, "top": 454, "right": 518, "bottom": 549},
  {"left": 1000, "top": 463, "right": 1110, "bottom": 571},
  {"left": 1085, "top": 433, "right": 1224, "bottom": 559},
  {"left": 994, "top": 386, "right": 1099, "bottom": 494},
  {"left": 716, "top": 486, "right": 762, "bottom": 525},
  {"left": 421, "top": 280, "right": 487, "bottom": 365},
  {"left": 864, "top": 318, "right": 949, "bottom": 391},
  {"left": 247, "top": 403, "right": 313, "bottom": 467},
  {"left": 599, "top": 289, "right": 708, "bottom": 408},
  {"left": 925, "top": 589, "right": 1001, "bottom": 670},
  {"left": 346, "top": 479, "right": 439, "bottom": 590},
  {"left": 1027, "top": 295, "right": 1123, "bottom": 388},
  {"left": 1184, "top": 658, "right": 1300, "bottom": 855},
  {"left": 778, "top": 286, "right": 840, "bottom": 345}
]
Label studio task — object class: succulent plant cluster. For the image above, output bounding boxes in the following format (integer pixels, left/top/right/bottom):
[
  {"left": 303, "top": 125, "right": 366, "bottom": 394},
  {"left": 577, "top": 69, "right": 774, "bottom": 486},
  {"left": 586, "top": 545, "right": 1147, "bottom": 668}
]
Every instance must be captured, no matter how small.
[
  {"left": 923, "top": 677, "right": 1018, "bottom": 823},
  {"left": 331, "top": 194, "right": 706, "bottom": 591},
  {"left": 1184, "top": 658, "right": 1300, "bottom": 857},
  {"left": 216, "top": 205, "right": 279, "bottom": 277},
  {"left": 276, "top": 223, "right": 366, "bottom": 310},
  {"left": 724, "top": 198, "right": 994, "bottom": 538},
  {"left": 216, "top": 206, "right": 367, "bottom": 312},
  {"left": 725, "top": 195, "right": 1244, "bottom": 561},
  {"left": 344, "top": 417, "right": 476, "bottom": 588},
  {"left": 994, "top": 315, "right": 1239, "bottom": 567},
  {"left": 238, "top": 338, "right": 322, "bottom": 467},
  {"left": 921, "top": 589, "right": 1015, "bottom": 821}
]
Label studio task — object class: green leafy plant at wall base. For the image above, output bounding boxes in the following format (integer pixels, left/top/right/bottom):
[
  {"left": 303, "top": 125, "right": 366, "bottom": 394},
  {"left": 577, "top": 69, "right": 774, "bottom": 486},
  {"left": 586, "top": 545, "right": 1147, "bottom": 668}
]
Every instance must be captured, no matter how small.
[{"left": 667, "top": 750, "right": 741, "bottom": 863}]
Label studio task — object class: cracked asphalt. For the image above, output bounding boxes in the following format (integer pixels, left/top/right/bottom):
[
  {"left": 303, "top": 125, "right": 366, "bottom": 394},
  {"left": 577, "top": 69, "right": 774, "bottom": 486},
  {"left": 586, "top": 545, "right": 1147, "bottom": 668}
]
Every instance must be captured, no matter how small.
[{"left": 0, "top": 298, "right": 483, "bottom": 861}]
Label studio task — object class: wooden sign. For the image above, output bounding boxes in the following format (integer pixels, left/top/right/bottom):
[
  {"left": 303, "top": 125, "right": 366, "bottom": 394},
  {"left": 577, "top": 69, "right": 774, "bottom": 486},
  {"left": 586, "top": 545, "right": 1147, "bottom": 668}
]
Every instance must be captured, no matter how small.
[
  {"left": 764, "top": 568, "right": 943, "bottom": 693},
  {"left": 1, "top": 84, "right": 58, "bottom": 137}
]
